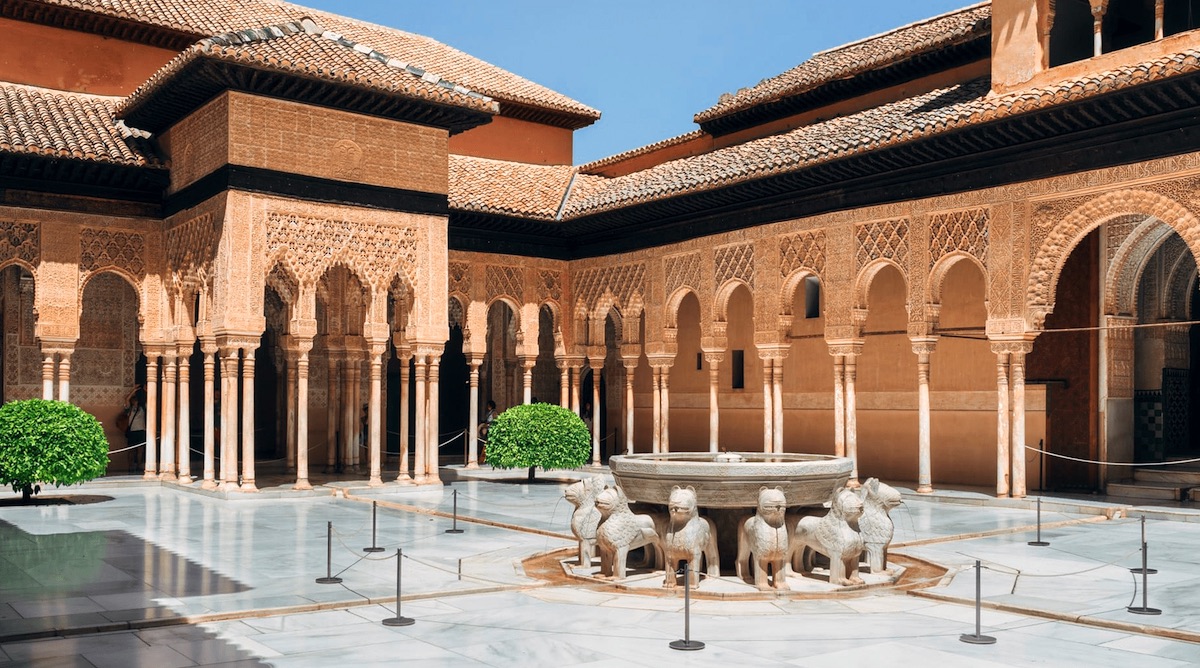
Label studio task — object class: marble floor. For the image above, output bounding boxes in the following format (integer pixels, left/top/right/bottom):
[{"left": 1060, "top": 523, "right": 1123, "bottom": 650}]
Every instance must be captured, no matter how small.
[{"left": 1, "top": 471, "right": 1198, "bottom": 667}]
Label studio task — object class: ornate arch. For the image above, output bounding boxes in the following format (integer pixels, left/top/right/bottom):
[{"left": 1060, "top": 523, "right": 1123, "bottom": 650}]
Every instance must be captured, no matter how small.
[
  {"left": 78, "top": 266, "right": 141, "bottom": 312},
  {"left": 852, "top": 258, "right": 906, "bottom": 311},
  {"left": 1158, "top": 236, "right": 1195, "bottom": 321},
  {"left": 780, "top": 268, "right": 821, "bottom": 317},
  {"left": 1106, "top": 216, "right": 1170, "bottom": 316},
  {"left": 927, "top": 251, "right": 987, "bottom": 306},
  {"left": 1027, "top": 189, "right": 1200, "bottom": 326},
  {"left": 713, "top": 278, "right": 752, "bottom": 323}
]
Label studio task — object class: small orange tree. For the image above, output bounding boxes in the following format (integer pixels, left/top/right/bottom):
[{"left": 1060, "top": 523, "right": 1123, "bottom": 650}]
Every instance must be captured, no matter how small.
[
  {"left": 485, "top": 403, "right": 590, "bottom": 482},
  {"left": 0, "top": 400, "right": 108, "bottom": 502}
]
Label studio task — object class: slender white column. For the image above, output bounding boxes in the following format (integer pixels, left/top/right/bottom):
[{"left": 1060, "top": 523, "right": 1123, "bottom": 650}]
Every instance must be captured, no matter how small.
[
  {"left": 343, "top": 361, "right": 357, "bottom": 468},
  {"left": 326, "top": 356, "right": 339, "bottom": 472},
  {"left": 706, "top": 355, "right": 721, "bottom": 453},
  {"left": 144, "top": 355, "right": 159, "bottom": 480},
  {"left": 413, "top": 354, "right": 428, "bottom": 483},
  {"left": 428, "top": 355, "right": 441, "bottom": 479},
  {"left": 285, "top": 355, "right": 297, "bottom": 470},
  {"left": 467, "top": 358, "right": 481, "bottom": 469},
  {"left": 590, "top": 361, "right": 603, "bottom": 465},
  {"left": 522, "top": 358, "right": 534, "bottom": 405},
  {"left": 570, "top": 361, "right": 583, "bottom": 414},
  {"left": 913, "top": 340, "right": 935, "bottom": 494},
  {"left": 177, "top": 350, "right": 192, "bottom": 484},
  {"left": 660, "top": 365, "right": 671, "bottom": 454},
  {"left": 1012, "top": 347, "right": 1029, "bottom": 498},
  {"left": 160, "top": 355, "right": 177, "bottom": 482},
  {"left": 57, "top": 351, "right": 71, "bottom": 402},
  {"left": 557, "top": 358, "right": 569, "bottom": 407},
  {"left": 397, "top": 349, "right": 412, "bottom": 483},
  {"left": 651, "top": 366, "right": 662, "bottom": 454},
  {"left": 833, "top": 354, "right": 845, "bottom": 458},
  {"left": 241, "top": 347, "right": 257, "bottom": 492},
  {"left": 219, "top": 351, "right": 238, "bottom": 489},
  {"left": 993, "top": 349, "right": 1011, "bottom": 497},
  {"left": 762, "top": 357, "right": 773, "bottom": 453},
  {"left": 41, "top": 352, "right": 54, "bottom": 400},
  {"left": 295, "top": 345, "right": 312, "bottom": 490},
  {"left": 773, "top": 358, "right": 784, "bottom": 454},
  {"left": 368, "top": 345, "right": 384, "bottom": 486},
  {"left": 622, "top": 360, "right": 636, "bottom": 455},
  {"left": 845, "top": 353, "right": 859, "bottom": 484},
  {"left": 201, "top": 344, "right": 217, "bottom": 490}
]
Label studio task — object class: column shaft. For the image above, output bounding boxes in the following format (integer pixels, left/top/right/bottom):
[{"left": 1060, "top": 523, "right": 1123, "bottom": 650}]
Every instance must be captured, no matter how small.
[
  {"left": 845, "top": 355, "right": 859, "bottom": 483},
  {"left": 285, "top": 356, "right": 297, "bottom": 470},
  {"left": 368, "top": 350, "right": 383, "bottom": 486},
  {"left": 651, "top": 367, "right": 661, "bottom": 454},
  {"left": 1012, "top": 350, "right": 1028, "bottom": 498},
  {"left": 773, "top": 358, "right": 784, "bottom": 454},
  {"left": 145, "top": 356, "right": 159, "bottom": 479},
  {"left": 57, "top": 352, "right": 71, "bottom": 402},
  {"left": 428, "top": 357, "right": 441, "bottom": 478},
  {"left": 708, "top": 360, "right": 720, "bottom": 453},
  {"left": 833, "top": 355, "right": 845, "bottom": 458},
  {"left": 660, "top": 366, "right": 670, "bottom": 454},
  {"left": 762, "top": 358, "right": 773, "bottom": 453},
  {"left": 202, "top": 348, "right": 216, "bottom": 489},
  {"left": 915, "top": 349, "right": 932, "bottom": 494},
  {"left": 177, "top": 353, "right": 192, "bottom": 484},
  {"left": 591, "top": 364, "right": 602, "bottom": 465},
  {"left": 160, "top": 356, "right": 177, "bottom": 481},
  {"left": 41, "top": 352, "right": 54, "bottom": 400},
  {"left": 397, "top": 352, "right": 412, "bottom": 482},
  {"left": 467, "top": 361, "right": 481, "bottom": 468},
  {"left": 241, "top": 348, "right": 257, "bottom": 491},
  {"left": 295, "top": 351, "right": 312, "bottom": 490},
  {"left": 995, "top": 352, "right": 1011, "bottom": 497},
  {"left": 624, "top": 364, "right": 635, "bottom": 455},
  {"left": 326, "top": 357, "right": 339, "bottom": 471},
  {"left": 413, "top": 356, "right": 428, "bottom": 483}
]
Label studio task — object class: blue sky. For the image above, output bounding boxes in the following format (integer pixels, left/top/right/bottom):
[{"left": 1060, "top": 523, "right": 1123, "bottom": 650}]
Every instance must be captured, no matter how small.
[{"left": 303, "top": 1, "right": 975, "bottom": 164}]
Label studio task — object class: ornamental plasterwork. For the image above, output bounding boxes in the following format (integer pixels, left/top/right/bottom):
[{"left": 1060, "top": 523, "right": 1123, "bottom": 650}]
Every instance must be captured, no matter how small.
[
  {"left": 166, "top": 212, "right": 218, "bottom": 291},
  {"left": 485, "top": 264, "right": 524, "bottom": 304},
  {"left": 664, "top": 251, "right": 702, "bottom": 299},
  {"left": 854, "top": 218, "right": 908, "bottom": 273},
  {"left": 80, "top": 227, "right": 145, "bottom": 279},
  {"left": 265, "top": 211, "right": 419, "bottom": 291},
  {"left": 714, "top": 242, "right": 755, "bottom": 288},
  {"left": 1105, "top": 316, "right": 1135, "bottom": 399},
  {"left": 535, "top": 269, "right": 563, "bottom": 304},
  {"left": 778, "top": 230, "right": 825, "bottom": 280},
  {"left": 0, "top": 221, "right": 40, "bottom": 269},
  {"left": 929, "top": 208, "right": 988, "bottom": 268},
  {"left": 448, "top": 261, "right": 471, "bottom": 299},
  {"left": 574, "top": 262, "right": 646, "bottom": 313}
]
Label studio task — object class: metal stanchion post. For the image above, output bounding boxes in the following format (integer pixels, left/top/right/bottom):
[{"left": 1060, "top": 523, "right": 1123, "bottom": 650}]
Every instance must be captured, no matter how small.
[
  {"left": 1130, "top": 515, "right": 1157, "bottom": 575},
  {"left": 382, "top": 548, "right": 415, "bottom": 626},
  {"left": 960, "top": 560, "right": 996, "bottom": 644},
  {"left": 315, "top": 521, "right": 343, "bottom": 584},
  {"left": 364, "top": 501, "right": 384, "bottom": 553},
  {"left": 1028, "top": 497, "right": 1049, "bottom": 547},
  {"left": 1128, "top": 536, "right": 1161, "bottom": 615},
  {"left": 669, "top": 562, "right": 704, "bottom": 651},
  {"left": 445, "top": 489, "right": 464, "bottom": 534}
]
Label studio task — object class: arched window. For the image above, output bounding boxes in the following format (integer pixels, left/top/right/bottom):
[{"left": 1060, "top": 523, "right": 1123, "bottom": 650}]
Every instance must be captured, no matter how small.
[{"left": 1103, "top": 0, "right": 1156, "bottom": 52}]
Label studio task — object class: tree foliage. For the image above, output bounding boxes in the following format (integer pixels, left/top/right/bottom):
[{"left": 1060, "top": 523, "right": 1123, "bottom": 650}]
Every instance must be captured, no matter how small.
[
  {"left": 486, "top": 403, "right": 591, "bottom": 480},
  {"left": 0, "top": 399, "right": 109, "bottom": 501}
]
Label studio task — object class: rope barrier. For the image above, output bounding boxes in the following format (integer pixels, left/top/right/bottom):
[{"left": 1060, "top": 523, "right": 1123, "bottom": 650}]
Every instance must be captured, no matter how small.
[
  {"left": 107, "top": 443, "right": 144, "bottom": 455},
  {"left": 1024, "top": 443, "right": 1200, "bottom": 467}
]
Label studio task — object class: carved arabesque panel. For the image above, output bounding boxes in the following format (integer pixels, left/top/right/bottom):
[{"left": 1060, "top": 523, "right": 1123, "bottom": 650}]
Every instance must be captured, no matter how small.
[
  {"left": 448, "top": 261, "right": 471, "bottom": 298},
  {"left": 779, "top": 230, "right": 826, "bottom": 279},
  {"left": 536, "top": 269, "right": 562, "bottom": 304},
  {"left": 485, "top": 264, "right": 524, "bottom": 303},
  {"left": 930, "top": 208, "right": 989, "bottom": 267},
  {"left": 664, "top": 251, "right": 702, "bottom": 298},
  {"left": 0, "top": 221, "right": 40, "bottom": 269},
  {"left": 74, "top": 272, "right": 138, "bottom": 393},
  {"left": 80, "top": 228, "right": 145, "bottom": 278},
  {"left": 574, "top": 262, "right": 646, "bottom": 312},
  {"left": 265, "top": 212, "right": 419, "bottom": 291},
  {"left": 166, "top": 213, "right": 217, "bottom": 292},
  {"left": 855, "top": 219, "right": 908, "bottom": 272},
  {"left": 1107, "top": 316, "right": 1135, "bottom": 399},
  {"left": 715, "top": 242, "right": 755, "bottom": 287}
]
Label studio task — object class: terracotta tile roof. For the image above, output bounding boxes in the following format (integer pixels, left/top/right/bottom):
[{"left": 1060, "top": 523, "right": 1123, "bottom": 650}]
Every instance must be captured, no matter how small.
[
  {"left": 577, "top": 130, "right": 708, "bottom": 174},
  {"left": 118, "top": 19, "right": 498, "bottom": 129},
  {"left": 449, "top": 155, "right": 577, "bottom": 220},
  {"left": 564, "top": 49, "right": 1200, "bottom": 218},
  {"left": 0, "top": 81, "right": 160, "bottom": 167},
  {"left": 21, "top": 0, "right": 598, "bottom": 124},
  {"left": 694, "top": 3, "right": 990, "bottom": 126}
]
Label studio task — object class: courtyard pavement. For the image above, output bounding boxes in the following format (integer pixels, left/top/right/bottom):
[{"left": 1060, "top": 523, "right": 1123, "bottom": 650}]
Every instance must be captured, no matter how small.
[{"left": 1, "top": 468, "right": 1198, "bottom": 667}]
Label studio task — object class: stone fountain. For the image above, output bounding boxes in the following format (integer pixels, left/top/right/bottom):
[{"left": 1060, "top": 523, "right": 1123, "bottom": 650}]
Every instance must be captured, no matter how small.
[{"left": 561, "top": 451, "right": 905, "bottom": 594}]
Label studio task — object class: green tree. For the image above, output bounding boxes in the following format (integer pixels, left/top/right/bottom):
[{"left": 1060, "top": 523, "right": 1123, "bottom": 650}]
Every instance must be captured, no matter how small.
[
  {"left": 485, "top": 403, "right": 591, "bottom": 481},
  {"left": 0, "top": 399, "right": 109, "bottom": 502}
]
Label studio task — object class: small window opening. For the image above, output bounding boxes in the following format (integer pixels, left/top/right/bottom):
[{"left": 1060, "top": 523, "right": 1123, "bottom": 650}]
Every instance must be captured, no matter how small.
[
  {"left": 804, "top": 276, "right": 821, "bottom": 319},
  {"left": 731, "top": 350, "right": 745, "bottom": 389}
]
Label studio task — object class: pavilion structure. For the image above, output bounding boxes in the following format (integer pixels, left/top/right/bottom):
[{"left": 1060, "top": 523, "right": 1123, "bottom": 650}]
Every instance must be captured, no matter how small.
[{"left": 3, "top": 0, "right": 1200, "bottom": 496}]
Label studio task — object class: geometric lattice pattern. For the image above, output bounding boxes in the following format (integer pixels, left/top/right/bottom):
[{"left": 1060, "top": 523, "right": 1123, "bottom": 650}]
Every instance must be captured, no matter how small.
[
  {"left": 664, "top": 251, "right": 702, "bottom": 297},
  {"left": 448, "top": 261, "right": 471, "bottom": 297},
  {"left": 265, "top": 212, "right": 419, "bottom": 289},
  {"left": 0, "top": 220, "right": 40, "bottom": 268},
  {"left": 855, "top": 218, "right": 908, "bottom": 270},
  {"left": 930, "top": 208, "right": 988, "bottom": 266},
  {"left": 779, "top": 230, "right": 826, "bottom": 278},
  {"left": 1134, "top": 390, "right": 1165, "bottom": 462},
  {"left": 715, "top": 242, "right": 754, "bottom": 287},
  {"left": 574, "top": 262, "right": 645, "bottom": 309},
  {"left": 1162, "top": 368, "right": 1190, "bottom": 457},
  {"left": 535, "top": 269, "right": 562, "bottom": 303},
  {"left": 80, "top": 227, "right": 145, "bottom": 278},
  {"left": 485, "top": 264, "right": 524, "bottom": 302}
]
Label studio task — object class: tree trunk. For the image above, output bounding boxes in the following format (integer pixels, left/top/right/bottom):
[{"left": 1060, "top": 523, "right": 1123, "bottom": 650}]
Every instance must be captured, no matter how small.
[
  {"left": 527, "top": 466, "right": 536, "bottom": 482},
  {"left": 21, "top": 484, "right": 32, "bottom": 502}
]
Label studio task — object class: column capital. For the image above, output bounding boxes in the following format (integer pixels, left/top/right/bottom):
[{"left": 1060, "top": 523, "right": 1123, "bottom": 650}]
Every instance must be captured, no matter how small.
[
  {"left": 199, "top": 335, "right": 218, "bottom": 356},
  {"left": 584, "top": 345, "right": 607, "bottom": 364},
  {"left": 646, "top": 353, "right": 674, "bottom": 370},
  {"left": 755, "top": 343, "right": 789, "bottom": 361},
  {"left": 620, "top": 355, "right": 640, "bottom": 371},
  {"left": 281, "top": 334, "right": 315, "bottom": 355},
  {"left": 702, "top": 350, "right": 725, "bottom": 365},
  {"left": 987, "top": 336, "right": 1035, "bottom": 356},
  {"left": 909, "top": 336, "right": 939, "bottom": 357},
  {"left": 217, "top": 333, "right": 261, "bottom": 351},
  {"left": 826, "top": 339, "right": 864, "bottom": 358}
]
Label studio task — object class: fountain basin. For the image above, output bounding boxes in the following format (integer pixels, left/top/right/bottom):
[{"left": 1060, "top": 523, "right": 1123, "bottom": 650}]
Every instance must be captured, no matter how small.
[{"left": 608, "top": 452, "right": 853, "bottom": 509}]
